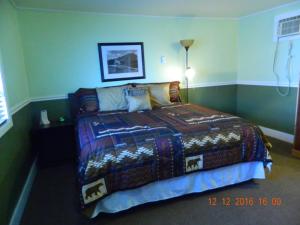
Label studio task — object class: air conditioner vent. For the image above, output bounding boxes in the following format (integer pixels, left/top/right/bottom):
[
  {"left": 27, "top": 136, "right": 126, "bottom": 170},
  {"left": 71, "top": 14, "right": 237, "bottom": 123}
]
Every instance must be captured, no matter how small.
[
  {"left": 278, "top": 15, "right": 300, "bottom": 37},
  {"left": 274, "top": 10, "right": 300, "bottom": 41}
]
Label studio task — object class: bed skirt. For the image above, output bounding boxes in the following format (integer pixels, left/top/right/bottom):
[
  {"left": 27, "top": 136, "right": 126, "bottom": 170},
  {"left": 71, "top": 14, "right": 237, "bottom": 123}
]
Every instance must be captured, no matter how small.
[{"left": 84, "top": 161, "right": 267, "bottom": 218}]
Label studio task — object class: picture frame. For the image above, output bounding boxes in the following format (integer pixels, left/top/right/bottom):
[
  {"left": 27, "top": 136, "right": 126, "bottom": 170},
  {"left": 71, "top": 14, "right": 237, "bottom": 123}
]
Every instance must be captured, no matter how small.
[{"left": 98, "top": 42, "right": 146, "bottom": 82}]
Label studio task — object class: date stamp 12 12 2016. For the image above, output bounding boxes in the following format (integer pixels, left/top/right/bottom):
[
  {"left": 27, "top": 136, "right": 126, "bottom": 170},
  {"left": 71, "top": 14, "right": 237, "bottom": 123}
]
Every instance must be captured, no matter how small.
[{"left": 208, "top": 196, "right": 282, "bottom": 207}]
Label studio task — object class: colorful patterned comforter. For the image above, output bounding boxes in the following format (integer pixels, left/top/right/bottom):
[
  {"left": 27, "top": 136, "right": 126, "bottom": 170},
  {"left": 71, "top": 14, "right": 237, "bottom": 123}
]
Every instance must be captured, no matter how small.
[{"left": 76, "top": 104, "right": 271, "bottom": 209}]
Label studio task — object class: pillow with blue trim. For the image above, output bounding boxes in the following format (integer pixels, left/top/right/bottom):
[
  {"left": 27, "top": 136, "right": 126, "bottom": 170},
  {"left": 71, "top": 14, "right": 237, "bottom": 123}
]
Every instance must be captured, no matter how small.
[{"left": 124, "top": 87, "right": 152, "bottom": 112}]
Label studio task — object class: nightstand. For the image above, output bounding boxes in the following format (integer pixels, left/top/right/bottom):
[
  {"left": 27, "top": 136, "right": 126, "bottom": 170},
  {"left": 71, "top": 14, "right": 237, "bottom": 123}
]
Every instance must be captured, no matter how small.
[{"left": 32, "top": 120, "right": 76, "bottom": 168}]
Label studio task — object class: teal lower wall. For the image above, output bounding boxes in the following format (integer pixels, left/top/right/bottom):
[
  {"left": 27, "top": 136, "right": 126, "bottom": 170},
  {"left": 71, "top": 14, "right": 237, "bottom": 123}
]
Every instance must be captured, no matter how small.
[
  {"left": 30, "top": 85, "right": 237, "bottom": 123},
  {"left": 0, "top": 104, "right": 33, "bottom": 225},
  {"left": 236, "top": 85, "right": 298, "bottom": 134},
  {"left": 31, "top": 99, "right": 71, "bottom": 124},
  {"left": 185, "top": 85, "right": 237, "bottom": 114},
  {"left": 29, "top": 84, "right": 297, "bottom": 135},
  {"left": 0, "top": 100, "right": 70, "bottom": 225}
]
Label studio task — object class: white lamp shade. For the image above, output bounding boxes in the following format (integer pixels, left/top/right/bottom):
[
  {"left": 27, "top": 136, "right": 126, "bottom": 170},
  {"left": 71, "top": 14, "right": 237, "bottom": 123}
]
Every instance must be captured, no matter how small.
[{"left": 185, "top": 67, "right": 195, "bottom": 80}]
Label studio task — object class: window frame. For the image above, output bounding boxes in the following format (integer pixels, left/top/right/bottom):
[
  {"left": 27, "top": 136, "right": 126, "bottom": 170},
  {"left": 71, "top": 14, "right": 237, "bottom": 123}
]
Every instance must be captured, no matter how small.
[{"left": 0, "top": 52, "right": 13, "bottom": 139}]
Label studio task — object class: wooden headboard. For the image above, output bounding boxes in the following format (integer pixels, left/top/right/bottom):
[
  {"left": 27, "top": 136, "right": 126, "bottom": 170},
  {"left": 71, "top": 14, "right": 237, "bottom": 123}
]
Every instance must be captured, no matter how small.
[
  {"left": 68, "top": 81, "right": 181, "bottom": 121},
  {"left": 68, "top": 93, "right": 79, "bottom": 122}
]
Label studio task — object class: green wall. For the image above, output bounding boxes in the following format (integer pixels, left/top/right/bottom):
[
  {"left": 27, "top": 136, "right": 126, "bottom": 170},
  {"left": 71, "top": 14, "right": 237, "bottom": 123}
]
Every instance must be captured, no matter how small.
[
  {"left": 17, "top": 10, "right": 237, "bottom": 98},
  {"left": 182, "top": 85, "right": 237, "bottom": 114},
  {"left": 236, "top": 3, "right": 300, "bottom": 134},
  {"left": 0, "top": 5, "right": 238, "bottom": 224},
  {"left": 0, "top": 2, "right": 300, "bottom": 224},
  {"left": 0, "top": 1, "right": 32, "bottom": 225},
  {"left": 16, "top": 3, "right": 300, "bottom": 135},
  {"left": 0, "top": 0, "right": 29, "bottom": 108},
  {"left": 0, "top": 105, "right": 33, "bottom": 225},
  {"left": 236, "top": 84, "right": 298, "bottom": 134},
  {"left": 31, "top": 99, "right": 71, "bottom": 123},
  {"left": 238, "top": 2, "right": 300, "bottom": 84},
  {"left": 237, "top": 85, "right": 297, "bottom": 134}
]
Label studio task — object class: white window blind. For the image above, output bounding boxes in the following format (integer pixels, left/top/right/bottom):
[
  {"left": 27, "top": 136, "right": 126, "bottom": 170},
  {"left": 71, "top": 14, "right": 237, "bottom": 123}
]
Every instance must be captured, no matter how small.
[{"left": 0, "top": 73, "right": 8, "bottom": 126}]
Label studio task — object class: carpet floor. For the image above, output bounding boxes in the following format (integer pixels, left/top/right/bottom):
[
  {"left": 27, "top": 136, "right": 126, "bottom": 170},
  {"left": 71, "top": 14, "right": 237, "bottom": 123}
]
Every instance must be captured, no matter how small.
[{"left": 20, "top": 138, "right": 300, "bottom": 225}]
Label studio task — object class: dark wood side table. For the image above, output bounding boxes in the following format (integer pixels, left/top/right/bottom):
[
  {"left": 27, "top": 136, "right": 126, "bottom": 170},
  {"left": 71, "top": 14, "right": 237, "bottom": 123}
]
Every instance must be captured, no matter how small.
[{"left": 32, "top": 120, "right": 76, "bottom": 168}]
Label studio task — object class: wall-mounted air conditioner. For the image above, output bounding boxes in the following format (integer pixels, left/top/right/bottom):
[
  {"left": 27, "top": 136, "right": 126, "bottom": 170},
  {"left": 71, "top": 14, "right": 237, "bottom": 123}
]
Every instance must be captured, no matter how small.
[{"left": 273, "top": 10, "right": 300, "bottom": 41}]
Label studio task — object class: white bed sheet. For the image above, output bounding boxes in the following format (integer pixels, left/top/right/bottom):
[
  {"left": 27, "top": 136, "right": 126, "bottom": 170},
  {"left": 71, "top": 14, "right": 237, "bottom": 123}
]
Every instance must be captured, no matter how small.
[{"left": 90, "top": 161, "right": 266, "bottom": 217}]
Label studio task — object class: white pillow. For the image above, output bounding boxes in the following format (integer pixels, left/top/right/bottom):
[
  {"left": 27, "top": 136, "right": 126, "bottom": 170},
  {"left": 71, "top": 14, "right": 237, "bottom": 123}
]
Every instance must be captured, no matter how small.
[{"left": 124, "top": 87, "right": 152, "bottom": 112}]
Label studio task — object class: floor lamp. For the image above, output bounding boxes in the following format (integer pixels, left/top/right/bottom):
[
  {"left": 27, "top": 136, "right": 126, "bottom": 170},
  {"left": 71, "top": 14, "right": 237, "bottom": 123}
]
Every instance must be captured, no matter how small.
[{"left": 180, "top": 39, "right": 195, "bottom": 103}]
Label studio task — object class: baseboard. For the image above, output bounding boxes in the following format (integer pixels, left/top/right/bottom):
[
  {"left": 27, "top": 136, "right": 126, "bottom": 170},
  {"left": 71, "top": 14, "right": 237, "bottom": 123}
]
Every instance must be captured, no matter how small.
[
  {"left": 237, "top": 80, "right": 298, "bottom": 87},
  {"left": 30, "top": 95, "right": 67, "bottom": 102},
  {"left": 9, "top": 158, "right": 38, "bottom": 225},
  {"left": 260, "top": 126, "right": 294, "bottom": 143},
  {"left": 10, "top": 98, "right": 31, "bottom": 116}
]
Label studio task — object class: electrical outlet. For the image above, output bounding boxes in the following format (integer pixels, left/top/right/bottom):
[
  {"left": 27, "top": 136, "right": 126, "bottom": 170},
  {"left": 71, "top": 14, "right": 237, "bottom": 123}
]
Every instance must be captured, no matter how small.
[{"left": 160, "top": 56, "right": 167, "bottom": 64}]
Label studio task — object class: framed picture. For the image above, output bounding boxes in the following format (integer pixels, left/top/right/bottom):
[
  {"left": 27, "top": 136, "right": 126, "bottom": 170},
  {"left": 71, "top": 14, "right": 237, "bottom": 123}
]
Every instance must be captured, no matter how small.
[{"left": 98, "top": 42, "right": 146, "bottom": 82}]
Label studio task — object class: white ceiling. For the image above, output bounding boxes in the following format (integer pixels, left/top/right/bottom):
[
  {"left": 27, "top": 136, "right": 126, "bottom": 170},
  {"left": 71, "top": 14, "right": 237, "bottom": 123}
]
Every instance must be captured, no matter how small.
[{"left": 12, "top": 0, "right": 298, "bottom": 18}]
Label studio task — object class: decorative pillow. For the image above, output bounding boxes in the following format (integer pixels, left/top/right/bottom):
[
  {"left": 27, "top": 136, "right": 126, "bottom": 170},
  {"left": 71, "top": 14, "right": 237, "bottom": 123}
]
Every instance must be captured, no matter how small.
[
  {"left": 169, "top": 81, "right": 181, "bottom": 102},
  {"left": 96, "top": 85, "right": 129, "bottom": 112},
  {"left": 124, "top": 87, "right": 152, "bottom": 112},
  {"left": 134, "top": 81, "right": 181, "bottom": 103},
  {"left": 148, "top": 83, "right": 172, "bottom": 106},
  {"left": 75, "top": 88, "right": 99, "bottom": 113}
]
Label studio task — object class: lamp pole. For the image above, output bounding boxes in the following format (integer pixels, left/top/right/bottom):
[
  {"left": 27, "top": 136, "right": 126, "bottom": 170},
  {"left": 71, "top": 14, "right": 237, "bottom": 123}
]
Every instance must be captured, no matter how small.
[
  {"left": 185, "top": 46, "right": 190, "bottom": 103},
  {"left": 180, "top": 39, "right": 194, "bottom": 104},
  {"left": 185, "top": 46, "right": 189, "bottom": 69}
]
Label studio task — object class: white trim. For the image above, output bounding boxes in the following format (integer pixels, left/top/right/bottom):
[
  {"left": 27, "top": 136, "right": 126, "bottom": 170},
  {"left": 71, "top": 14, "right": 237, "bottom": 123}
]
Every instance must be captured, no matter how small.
[
  {"left": 8, "top": 95, "right": 67, "bottom": 116},
  {"left": 6, "top": 94, "right": 69, "bottom": 116},
  {"left": 188, "top": 81, "right": 236, "bottom": 88},
  {"left": 260, "top": 126, "right": 294, "bottom": 143},
  {"left": 9, "top": 158, "right": 38, "bottom": 225},
  {"left": 189, "top": 80, "right": 299, "bottom": 88},
  {"left": 10, "top": 98, "right": 31, "bottom": 115},
  {"left": 236, "top": 80, "right": 299, "bottom": 87},
  {"left": 11, "top": 0, "right": 300, "bottom": 19},
  {"left": 13, "top": 5, "right": 237, "bottom": 20},
  {"left": 6, "top": 80, "right": 300, "bottom": 115},
  {"left": 30, "top": 95, "right": 67, "bottom": 102},
  {"left": 240, "top": 1, "right": 300, "bottom": 19}
]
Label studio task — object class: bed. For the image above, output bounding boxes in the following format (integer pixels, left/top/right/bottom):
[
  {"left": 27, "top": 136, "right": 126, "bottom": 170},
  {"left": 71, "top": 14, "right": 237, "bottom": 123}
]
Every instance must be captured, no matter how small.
[{"left": 69, "top": 84, "right": 272, "bottom": 218}]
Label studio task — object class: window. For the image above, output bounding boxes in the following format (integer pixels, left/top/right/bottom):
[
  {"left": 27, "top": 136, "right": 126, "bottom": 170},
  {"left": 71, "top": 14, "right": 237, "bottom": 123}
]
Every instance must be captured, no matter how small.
[
  {"left": 0, "top": 73, "right": 8, "bottom": 126},
  {"left": 0, "top": 55, "right": 12, "bottom": 138}
]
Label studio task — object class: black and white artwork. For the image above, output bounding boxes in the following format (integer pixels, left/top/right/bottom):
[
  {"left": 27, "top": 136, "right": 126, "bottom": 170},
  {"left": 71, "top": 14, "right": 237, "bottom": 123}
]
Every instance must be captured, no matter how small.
[{"left": 98, "top": 43, "right": 145, "bottom": 82}]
